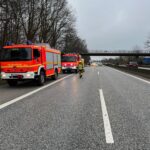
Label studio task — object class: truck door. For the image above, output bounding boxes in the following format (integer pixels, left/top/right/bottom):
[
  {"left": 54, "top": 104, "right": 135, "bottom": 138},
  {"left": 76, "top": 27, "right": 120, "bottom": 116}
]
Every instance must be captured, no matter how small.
[{"left": 33, "top": 49, "right": 41, "bottom": 64}]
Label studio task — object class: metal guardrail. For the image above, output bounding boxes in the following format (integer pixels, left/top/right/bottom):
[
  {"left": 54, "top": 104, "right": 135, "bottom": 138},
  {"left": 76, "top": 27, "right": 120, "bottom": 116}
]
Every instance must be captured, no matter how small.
[{"left": 106, "top": 64, "right": 150, "bottom": 79}]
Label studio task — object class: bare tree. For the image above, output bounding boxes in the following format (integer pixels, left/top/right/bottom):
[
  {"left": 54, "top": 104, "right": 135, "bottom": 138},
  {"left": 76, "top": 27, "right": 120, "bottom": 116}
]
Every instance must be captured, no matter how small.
[
  {"left": 39, "top": 0, "right": 75, "bottom": 48},
  {"left": 0, "top": 0, "right": 90, "bottom": 62}
]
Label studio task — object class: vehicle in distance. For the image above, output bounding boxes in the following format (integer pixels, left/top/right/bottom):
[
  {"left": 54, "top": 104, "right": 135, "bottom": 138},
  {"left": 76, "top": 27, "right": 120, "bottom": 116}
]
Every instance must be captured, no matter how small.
[
  {"left": 126, "top": 61, "right": 138, "bottom": 68},
  {"left": 61, "top": 53, "right": 82, "bottom": 73},
  {"left": 0, "top": 42, "right": 61, "bottom": 86},
  {"left": 98, "top": 62, "right": 103, "bottom": 66},
  {"left": 143, "top": 57, "right": 150, "bottom": 65},
  {"left": 90, "top": 62, "right": 98, "bottom": 67}
]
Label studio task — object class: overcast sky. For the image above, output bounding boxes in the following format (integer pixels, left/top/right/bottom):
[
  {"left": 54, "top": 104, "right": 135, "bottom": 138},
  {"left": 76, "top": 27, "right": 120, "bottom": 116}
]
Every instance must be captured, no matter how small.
[{"left": 68, "top": 0, "right": 150, "bottom": 50}]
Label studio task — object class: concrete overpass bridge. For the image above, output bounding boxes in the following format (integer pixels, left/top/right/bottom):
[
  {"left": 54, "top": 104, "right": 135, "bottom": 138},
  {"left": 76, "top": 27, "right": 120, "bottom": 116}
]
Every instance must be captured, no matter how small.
[{"left": 80, "top": 50, "right": 150, "bottom": 56}]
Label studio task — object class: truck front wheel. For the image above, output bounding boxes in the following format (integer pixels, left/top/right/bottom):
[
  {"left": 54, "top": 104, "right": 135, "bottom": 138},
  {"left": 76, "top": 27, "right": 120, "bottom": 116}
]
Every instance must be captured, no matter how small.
[
  {"left": 37, "top": 71, "right": 45, "bottom": 86},
  {"left": 7, "top": 80, "right": 18, "bottom": 86},
  {"left": 75, "top": 69, "right": 78, "bottom": 73},
  {"left": 52, "top": 70, "right": 58, "bottom": 80}
]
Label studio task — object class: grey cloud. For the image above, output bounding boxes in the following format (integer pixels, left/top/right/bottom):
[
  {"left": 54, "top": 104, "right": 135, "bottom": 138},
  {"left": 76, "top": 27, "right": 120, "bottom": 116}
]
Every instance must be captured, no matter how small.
[{"left": 68, "top": 0, "right": 150, "bottom": 50}]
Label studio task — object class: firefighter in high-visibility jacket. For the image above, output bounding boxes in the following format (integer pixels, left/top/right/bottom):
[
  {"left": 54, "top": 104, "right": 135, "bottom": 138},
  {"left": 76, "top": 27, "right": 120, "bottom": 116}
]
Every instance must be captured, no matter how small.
[{"left": 78, "top": 61, "right": 84, "bottom": 78}]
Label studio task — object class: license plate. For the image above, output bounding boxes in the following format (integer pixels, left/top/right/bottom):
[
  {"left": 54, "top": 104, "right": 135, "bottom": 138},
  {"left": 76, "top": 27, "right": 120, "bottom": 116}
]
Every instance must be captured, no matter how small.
[
  {"left": 10, "top": 74, "right": 18, "bottom": 78},
  {"left": 11, "top": 74, "right": 17, "bottom": 76}
]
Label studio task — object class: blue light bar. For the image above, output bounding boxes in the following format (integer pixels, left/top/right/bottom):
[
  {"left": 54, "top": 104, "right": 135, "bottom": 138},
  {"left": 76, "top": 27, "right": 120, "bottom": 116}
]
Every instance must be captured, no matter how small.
[
  {"left": 26, "top": 40, "right": 32, "bottom": 45},
  {"left": 5, "top": 41, "right": 12, "bottom": 46}
]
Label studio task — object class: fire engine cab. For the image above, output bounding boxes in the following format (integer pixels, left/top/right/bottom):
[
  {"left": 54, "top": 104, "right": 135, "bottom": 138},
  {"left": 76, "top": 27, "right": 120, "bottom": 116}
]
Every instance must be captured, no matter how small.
[
  {"left": 61, "top": 53, "right": 81, "bottom": 73},
  {"left": 0, "top": 42, "right": 61, "bottom": 86}
]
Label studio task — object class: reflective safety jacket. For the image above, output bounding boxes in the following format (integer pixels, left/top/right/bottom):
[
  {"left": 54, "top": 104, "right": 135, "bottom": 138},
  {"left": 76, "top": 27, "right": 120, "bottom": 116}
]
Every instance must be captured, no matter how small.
[{"left": 78, "top": 63, "right": 84, "bottom": 70}]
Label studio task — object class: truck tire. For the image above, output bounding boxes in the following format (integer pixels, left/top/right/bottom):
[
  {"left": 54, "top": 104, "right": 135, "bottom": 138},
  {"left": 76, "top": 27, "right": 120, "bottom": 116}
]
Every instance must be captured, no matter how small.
[
  {"left": 52, "top": 70, "right": 58, "bottom": 80},
  {"left": 62, "top": 70, "right": 65, "bottom": 74},
  {"left": 75, "top": 69, "right": 78, "bottom": 73},
  {"left": 7, "top": 80, "right": 18, "bottom": 86},
  {"left": 37, "top": 70, "right": 45, "bottom": 86}
]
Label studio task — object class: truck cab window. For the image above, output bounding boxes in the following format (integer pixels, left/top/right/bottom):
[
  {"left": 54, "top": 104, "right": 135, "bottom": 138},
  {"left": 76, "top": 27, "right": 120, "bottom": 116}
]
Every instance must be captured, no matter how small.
[{"left": 33, "top": 49, "right": 40, "bottom": 59}]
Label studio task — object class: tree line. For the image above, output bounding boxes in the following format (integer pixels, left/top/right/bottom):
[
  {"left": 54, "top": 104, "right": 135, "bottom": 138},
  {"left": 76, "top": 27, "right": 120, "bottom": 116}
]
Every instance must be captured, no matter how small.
[{"left": 0, "top": 0, "right": 90, "bottom": 63}]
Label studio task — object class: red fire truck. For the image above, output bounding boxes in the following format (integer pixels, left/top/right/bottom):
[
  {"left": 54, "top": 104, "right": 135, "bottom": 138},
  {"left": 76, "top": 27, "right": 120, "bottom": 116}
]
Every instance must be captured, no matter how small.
[
  {"left": 61, "top": 53, "right": 81, "bottom": 73},
  {"left": 0, "top": 42, "right": 61, "bottom": 86}
]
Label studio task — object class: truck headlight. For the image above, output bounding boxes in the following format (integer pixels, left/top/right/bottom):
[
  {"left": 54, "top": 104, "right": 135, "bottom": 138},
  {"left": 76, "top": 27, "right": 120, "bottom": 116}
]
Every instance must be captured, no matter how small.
[
  {"left": 2, "top": 74, "right": 6, "bottom": 78},
  {"left": 26, "top": 74, "right": 31, "bottom": 77}
]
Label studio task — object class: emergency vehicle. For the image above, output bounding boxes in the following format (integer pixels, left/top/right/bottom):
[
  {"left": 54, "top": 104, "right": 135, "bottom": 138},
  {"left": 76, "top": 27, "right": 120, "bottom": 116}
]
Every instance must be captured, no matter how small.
[
  {"left": 0, "top": 42, "right": 61, "bottom": 86},
  {"left": 61, "top": 53, "right": 82, "bottom": 73}
]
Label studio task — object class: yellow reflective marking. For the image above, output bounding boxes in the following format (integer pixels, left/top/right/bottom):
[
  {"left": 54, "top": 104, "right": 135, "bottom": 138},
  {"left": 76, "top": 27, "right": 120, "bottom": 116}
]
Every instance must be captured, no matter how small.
[{"left": 1, "top": 64, "right": 41, "bottom": 69}]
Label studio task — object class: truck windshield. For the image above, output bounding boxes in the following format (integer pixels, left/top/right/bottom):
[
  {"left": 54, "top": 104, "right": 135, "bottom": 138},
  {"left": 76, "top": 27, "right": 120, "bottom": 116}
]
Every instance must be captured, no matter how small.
[
  {"left": 0, "top": 48, "right": 32, "bottom": 61},
  {"left": 62, "top": 56, "right": 76, "bottom": 62}
]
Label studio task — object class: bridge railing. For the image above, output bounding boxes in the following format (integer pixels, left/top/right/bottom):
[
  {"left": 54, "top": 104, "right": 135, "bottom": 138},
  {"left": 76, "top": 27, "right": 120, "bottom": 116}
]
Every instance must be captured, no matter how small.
[
  {"left": 80, "top": 50, "right": 150, "bottom": 56},
  {"left": 88, "top": 50, "right": 150, "bottom": 53}
]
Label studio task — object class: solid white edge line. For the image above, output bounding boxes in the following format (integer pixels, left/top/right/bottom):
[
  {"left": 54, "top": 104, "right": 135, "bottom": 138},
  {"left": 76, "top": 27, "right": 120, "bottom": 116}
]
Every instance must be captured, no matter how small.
[
  {"left": 99, "top": 89, "right": 114, "bottom": 144},
  {"left": 138, "top": 67, "right": 150, "bottom": 71},
  {"left": 107, "top": 66, "right": 150, "bottom": 84},
  {"left": 0, "top": 75, "right": 73, "bottom": 110}
]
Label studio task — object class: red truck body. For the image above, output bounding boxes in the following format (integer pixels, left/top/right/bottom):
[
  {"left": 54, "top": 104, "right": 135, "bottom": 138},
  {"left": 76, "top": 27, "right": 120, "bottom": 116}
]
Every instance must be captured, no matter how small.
[
  {"left": 61, "top": 53, "right": 81, "bottom": 73},
  {"left": 0, "top": 43, "right": 61, "bottom": 86}
]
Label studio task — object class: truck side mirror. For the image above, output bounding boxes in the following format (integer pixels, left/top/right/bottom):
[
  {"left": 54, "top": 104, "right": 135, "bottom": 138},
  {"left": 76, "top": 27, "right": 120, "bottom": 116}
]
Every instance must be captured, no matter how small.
[{"left": 33, "top": 49, "right": 40, "bottom": 59}]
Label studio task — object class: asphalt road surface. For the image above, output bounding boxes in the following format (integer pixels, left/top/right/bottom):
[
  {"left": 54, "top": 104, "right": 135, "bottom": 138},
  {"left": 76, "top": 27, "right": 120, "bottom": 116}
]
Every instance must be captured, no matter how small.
[{"left": 0, "top": 67, "right": 150, "bottom": 150}]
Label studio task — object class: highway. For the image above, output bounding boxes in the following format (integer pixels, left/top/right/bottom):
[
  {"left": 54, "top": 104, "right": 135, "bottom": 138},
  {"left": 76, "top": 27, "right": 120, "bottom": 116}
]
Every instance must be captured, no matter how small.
[{"left": 0, "top": 67, "right": 150, "bottom": 150}]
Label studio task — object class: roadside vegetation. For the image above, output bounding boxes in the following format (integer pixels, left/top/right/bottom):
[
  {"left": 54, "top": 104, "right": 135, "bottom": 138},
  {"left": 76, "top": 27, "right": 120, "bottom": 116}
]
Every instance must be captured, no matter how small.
[{"left": 0, "top": 0, "right": 90, "bottom": 63}]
